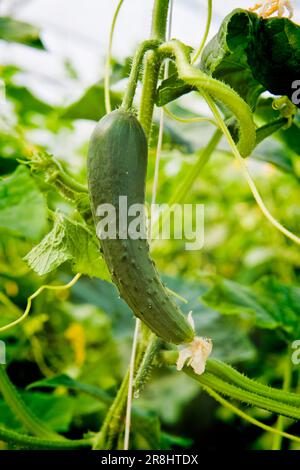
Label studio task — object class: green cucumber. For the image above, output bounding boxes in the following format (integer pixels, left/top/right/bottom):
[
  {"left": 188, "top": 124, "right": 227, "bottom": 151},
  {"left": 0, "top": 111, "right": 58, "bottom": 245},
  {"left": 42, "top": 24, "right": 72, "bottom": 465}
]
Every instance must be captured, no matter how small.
[{"left": 87, "top": 109, "right": 194, "bottom": 345}]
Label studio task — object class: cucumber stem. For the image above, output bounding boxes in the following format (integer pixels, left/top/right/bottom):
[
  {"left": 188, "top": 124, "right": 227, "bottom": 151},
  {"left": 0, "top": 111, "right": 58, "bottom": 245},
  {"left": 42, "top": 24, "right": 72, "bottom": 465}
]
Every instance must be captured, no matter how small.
[
  {"left": 0, "top": 366, "right": 64, "bottom": 440},
  {"left": 151, "top": 0, "right": 170, "bottom": 41},
  {"left": 121, "top": 40, "right": 160, "bottom": 112}
]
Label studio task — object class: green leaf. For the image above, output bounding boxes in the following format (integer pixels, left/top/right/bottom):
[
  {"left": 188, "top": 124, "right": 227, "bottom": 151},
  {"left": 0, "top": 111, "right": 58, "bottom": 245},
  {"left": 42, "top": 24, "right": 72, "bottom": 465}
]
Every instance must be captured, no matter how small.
[
  {"left": 6, "top": 84, "right": 53, "bottom": 120},
  {"left": 165, "top": 276, "right": 256, "bottom": 364},
  {"left": 0, "top": 17, "right": 45, "bottom": 49},
  {"left": 201, "top": 9, "right": 300, "bottom": 109},
  {"left": 203, "top": 276, "right": 300, "bottom": 337},
  {"left": 61, "top": 83, "right": 122, "bottom": 121},
  {"left": 0, "top": 166, "right": 48, "bottom": 241},
  {"left": 0, "top": 392, "right": 73, "bottom": 433},
  {"left": 156, "top": 74, "right": 191, "bottom": 107},
  {"left": 24, "top": 213, "right": 110, "bottom": 279}
]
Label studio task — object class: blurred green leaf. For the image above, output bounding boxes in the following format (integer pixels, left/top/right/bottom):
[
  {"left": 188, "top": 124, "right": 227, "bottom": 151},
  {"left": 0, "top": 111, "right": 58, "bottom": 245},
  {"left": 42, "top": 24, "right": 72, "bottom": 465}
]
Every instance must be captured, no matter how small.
[
  {"left": 61, "top": 83, "right": 122, "bottom": 121},
  {"left": 27, "top": 374, "right": 112, "bottom": 404},
  {"left": 0, "top": 166, "right": 48, "bottom": 241},
  {"left": 0, "top": 392, "right": 73, "bottom": 432},
  {"left": 25, "top": 213, "right": 110, "bottom": 279},
  {"left": 203, "top": 275, "right": 300, "bottom": 337},
  {"left": 0, "top": 17, "right": 45, "bottom": 49}
]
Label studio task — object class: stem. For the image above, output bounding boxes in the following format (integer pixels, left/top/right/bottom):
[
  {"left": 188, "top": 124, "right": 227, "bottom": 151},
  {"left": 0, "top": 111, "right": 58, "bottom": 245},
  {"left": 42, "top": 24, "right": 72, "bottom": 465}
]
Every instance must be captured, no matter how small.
[
  {"left": 151, "top": 130, "right": 221, "bottom": 241},
  {"left": 0, "top": 273, "right": 81, "bottom": 333},
  {"left": 138, "top": 50, "right": 161, "bottom": 138},
  {"left": 272, "top": 356, "right": 293, "bottom": 450},
  {"left": 204, "top": 91, "right": 300, "bottom": 246},
  {"left": 206, "top": 360, "right": 300, "bottom": 407},
  {"left": 0, "top": 427, "right": 92, "bottom": 450},
  {"left": 93, "top": 370, "right": 129, "bottom": 450},
  {"left": 192, "top": 0, "right": 212, "bottom": 64},
  {"left": 121, "top": 40, "right": 160, "bottom": 111},
  {"left": 158, "top": 40, "right": 256, "bottom": 157},
  {"left": 134, "top": 335, "right": 160, "bottom": 394},
  {"left": 151, "top": 0, "right": 170, "bottom": 41},
  {"left": 0, "top": 367, "right": 63, "bottom": 440},
  {"left": 164, "top": 106, "right": 217, "bottom": 126},
  {"left": 124, "top": 319, "right": 140, "bottom": 450},
  {"left": 162, "top": 352, "right": 300, "bottom": 419},
  {"left": 169, "top": 130, "right": 221, "bottom": 205},
  {"left": 104, "top": 0, "right": 125, "bottom": 113}
]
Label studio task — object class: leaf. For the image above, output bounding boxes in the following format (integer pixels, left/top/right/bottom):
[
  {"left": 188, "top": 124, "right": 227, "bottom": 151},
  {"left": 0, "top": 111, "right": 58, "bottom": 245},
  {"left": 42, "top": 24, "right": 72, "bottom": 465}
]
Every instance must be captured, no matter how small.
[
  {"left": 0, "top": 17, "right": 45, "bottom": 49},
  {"left": 24, "top": 213, "right": 110, "bottom": 279},
  {"left": 27, "top": 374, "right": 112, "bottom": 404},
  {"left": 0, "top": 166, "right": 48, "bottom": 241},
  {"left": 203, "top": 276, "right": 300, "bottom": 337},
  {"left": 201, "top": 9, "right": 300, "bottom": 109},
  {"left": 6, "top": 84, "right": 53, "bottom": 119},
  {"left": 61, "top": 83, "right": 122, "bottom": 121},
  {"left": 164, "top": 276, "right": 256, "bottom": 364},
  {"left": 156, "top": 74, "right": 191, "bottom": 107}
]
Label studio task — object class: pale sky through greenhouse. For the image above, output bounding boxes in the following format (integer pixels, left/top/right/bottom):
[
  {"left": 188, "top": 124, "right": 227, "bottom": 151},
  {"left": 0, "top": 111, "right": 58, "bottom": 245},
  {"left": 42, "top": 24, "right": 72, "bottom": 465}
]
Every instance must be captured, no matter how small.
[{"left": 0, "top": 0, "right": 300, "bottom": 106}]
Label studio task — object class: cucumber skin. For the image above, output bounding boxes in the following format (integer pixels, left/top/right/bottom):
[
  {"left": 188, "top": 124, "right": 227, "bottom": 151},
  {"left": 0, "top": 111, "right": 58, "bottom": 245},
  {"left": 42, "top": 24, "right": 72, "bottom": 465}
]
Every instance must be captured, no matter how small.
[{"left": 87, "top": 109, "right": 194, "bottom": 345}]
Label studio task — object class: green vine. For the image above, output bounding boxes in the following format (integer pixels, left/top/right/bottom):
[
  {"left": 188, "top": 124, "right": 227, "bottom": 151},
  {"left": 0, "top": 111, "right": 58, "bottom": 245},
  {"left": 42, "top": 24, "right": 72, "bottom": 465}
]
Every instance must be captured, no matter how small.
[
  {"left": 157, "top": 39, "right": 256, "bottom": 157},
  {"left": 0, "top": 366, "right": 64, "bottom": 440}
]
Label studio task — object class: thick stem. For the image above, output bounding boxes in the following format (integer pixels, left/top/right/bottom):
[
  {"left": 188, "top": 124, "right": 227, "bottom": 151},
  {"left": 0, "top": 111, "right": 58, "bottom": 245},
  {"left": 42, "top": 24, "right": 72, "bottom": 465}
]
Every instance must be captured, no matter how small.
[
  {"left": 0, "top": 366, "right": 64, "bottom": 440},
  {"left": 158, "top": 40, "right": 256, "bottom": 157},
  {"left": 138, "top": 50, "right": 161, "bottom": 139},
  {"left": 272, "top": 356, "right": 293, "bottom": 450},
  {"left": 121, "top": 40, "right": 160, "bottom": 111},
  {"left": 0, "top": 427, "right": 92, "bottom": 450},
  {"left": 151, "top": 0, "right": 170, "bottom": 41}
]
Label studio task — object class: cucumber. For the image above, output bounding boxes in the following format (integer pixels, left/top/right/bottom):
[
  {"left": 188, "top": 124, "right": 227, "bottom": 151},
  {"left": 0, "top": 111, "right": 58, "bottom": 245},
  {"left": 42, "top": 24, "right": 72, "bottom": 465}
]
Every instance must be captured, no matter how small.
[{"left": 87, "top": 109, "right": 194, "bottom": 345}]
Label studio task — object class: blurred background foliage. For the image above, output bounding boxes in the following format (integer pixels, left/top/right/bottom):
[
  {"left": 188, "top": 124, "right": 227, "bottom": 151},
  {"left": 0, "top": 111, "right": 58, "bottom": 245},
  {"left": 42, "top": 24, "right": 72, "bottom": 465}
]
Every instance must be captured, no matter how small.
[{"left": 0, "top": 0, "right": 300, "bottom": 451}]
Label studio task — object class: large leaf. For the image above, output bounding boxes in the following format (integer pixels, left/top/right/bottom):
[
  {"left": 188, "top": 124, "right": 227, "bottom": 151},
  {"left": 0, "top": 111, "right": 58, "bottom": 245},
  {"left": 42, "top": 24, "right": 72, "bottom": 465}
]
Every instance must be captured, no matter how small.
[
  {"left": 0, "top": 166, "right": 48, "bottom": 241},
  {"left": 0, "top": 17, "right": 45, "bottom": 49},
  {"left": 203, "top": 276, "right": 300, "bottom": 338},
  {"left": 61, "top": 83, "right": 122, "bottom": 121},
  {"left": 157, "top": 10, "right": 300, "bottom": 109},
  {"left": 24, "top": 213, "right": 110, "bottom": 279}
]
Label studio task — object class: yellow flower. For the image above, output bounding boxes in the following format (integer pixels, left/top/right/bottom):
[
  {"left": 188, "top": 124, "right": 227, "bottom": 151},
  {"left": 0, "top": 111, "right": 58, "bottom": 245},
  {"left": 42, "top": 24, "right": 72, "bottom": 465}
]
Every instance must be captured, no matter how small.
[{"left": 249, "top": 0, "right": 294, "bottom": 18}]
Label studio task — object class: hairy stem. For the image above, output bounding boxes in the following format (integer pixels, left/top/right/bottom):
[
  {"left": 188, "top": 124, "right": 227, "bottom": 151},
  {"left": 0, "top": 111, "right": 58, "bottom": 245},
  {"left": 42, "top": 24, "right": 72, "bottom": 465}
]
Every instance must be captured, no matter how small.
[
  {"left": 0, "top": 366, "right": 64, "bottom": 440},
  {"left": 0, "top": 427, "right": 92, "bottom": 449},
  {"left": 138, "top": 50, "right": 161, "bottom": 138},
  {"left": 121, "top": 40, "right": 160, "bottom": 111},
  {"left": 203, "top": 387, "right": 300, "bottom": 445},
  {"left": 151, "top": 0, "right": 170, "bottom": 41},
  {"left": 272, "top": 356, "right": 293, "bottom": 450},
  {"left": 158, "top": 40, "right": 256, "bottom": 157}
]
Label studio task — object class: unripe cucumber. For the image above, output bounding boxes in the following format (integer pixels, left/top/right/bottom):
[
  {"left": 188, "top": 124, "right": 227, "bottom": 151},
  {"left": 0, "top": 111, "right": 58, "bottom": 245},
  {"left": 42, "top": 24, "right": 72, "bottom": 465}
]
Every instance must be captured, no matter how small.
[{"left": 87, "top": 109, "right": 194, "bottom": 345}]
